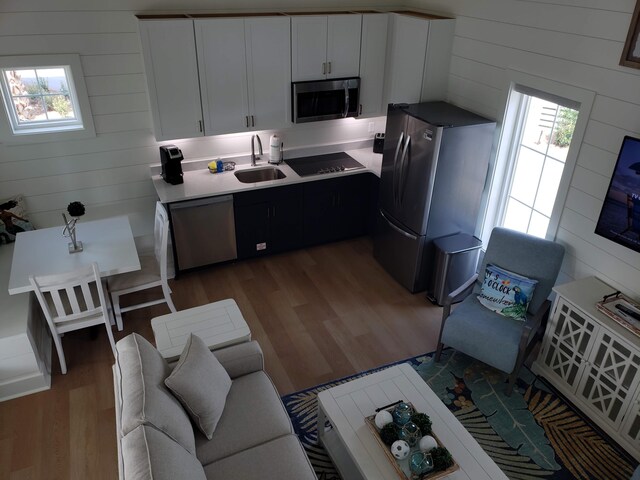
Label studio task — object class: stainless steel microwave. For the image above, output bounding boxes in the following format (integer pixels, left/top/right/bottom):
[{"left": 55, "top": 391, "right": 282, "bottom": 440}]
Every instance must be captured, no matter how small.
[{"left": 292, "top": 78, "right": 360, "bottom": 123}]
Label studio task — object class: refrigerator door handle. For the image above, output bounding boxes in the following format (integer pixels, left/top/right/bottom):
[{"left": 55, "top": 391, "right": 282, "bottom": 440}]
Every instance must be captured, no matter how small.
[
  {"left": 380, "top": 210, "right": 418, "bottom": 240},
  {"left": 343, "top": 83, "right": 349, "bottom": 118},
  {"left": 398, "top": 135, "right": 411, "bottom": 204},
  {"left": 393, "top": 131, "right": 404, "bottom": 205}
]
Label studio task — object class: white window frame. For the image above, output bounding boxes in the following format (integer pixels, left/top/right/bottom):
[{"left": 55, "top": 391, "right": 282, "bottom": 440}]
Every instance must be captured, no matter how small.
[
  {"left": 0, "top": 54, "right": 95, "bottom": 143},
  {"left": 479, "top": 69, "right": 595, "bottom": 243}
]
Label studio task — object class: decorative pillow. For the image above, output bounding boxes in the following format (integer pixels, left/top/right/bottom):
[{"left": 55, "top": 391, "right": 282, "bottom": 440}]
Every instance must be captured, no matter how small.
[
  {"left": 0, "top": 194, "right": 35, "bottom": 245},
  {"left": 165, "top": 334, "right": 232, "bottom": 439},
  {"left": 477, "top": 264, "right": 538, "bottom": 320}
]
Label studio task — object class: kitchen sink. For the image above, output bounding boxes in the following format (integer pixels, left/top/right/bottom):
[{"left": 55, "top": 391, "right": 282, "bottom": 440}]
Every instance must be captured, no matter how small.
[{"left": 235, "top": 167, "right": 286, "bottom": 183}]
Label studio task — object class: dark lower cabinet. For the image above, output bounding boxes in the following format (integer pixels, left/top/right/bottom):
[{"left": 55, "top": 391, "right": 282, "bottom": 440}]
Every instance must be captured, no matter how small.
[
  {"left": 303, "top": 174, "right": 371, "bottom": 246},
  {"left": 234, "top": 184, "right": 303, "bottom": 259},
  {"left": 234, "top": 173, "right": 375, "bottom": 260}
]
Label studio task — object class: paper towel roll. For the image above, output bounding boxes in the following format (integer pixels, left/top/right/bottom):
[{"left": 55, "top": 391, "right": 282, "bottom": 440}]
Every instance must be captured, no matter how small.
[{"left": 269, "top": 134, "right": 281, "bottom": 163}]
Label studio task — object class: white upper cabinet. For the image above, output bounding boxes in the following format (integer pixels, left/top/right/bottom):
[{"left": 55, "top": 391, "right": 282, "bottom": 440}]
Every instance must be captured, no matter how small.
[
  {"left": 359, "top": 13, "right": 388, "bottom": 116},
  {"left": 195, "top": 16, "right": 291, "bottom": 135},
  {"left": 291, "top": 14, "right": 362, "bottom": 81},
  {"left": 138, "top": 19, "right": 204, "bottom": 141},
  {"left": 245, "top": 17, "right": 292, "bottom": 130},
  {"left": 384, "top": 13, "right": 454, "bottom": 105},
  {"left": 195, "top": 19, "right": 249, "bottom": 135}
]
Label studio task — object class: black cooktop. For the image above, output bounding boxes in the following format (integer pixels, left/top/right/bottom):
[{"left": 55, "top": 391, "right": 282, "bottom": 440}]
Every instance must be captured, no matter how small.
[{"left": 285, "top": 152, "right": 365, "bottom": 177}]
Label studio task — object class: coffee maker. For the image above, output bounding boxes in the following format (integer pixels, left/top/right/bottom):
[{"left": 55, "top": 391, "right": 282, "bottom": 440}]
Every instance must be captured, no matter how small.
[{"left": 160, "top": 145, "right": 184, "bottom": 185}]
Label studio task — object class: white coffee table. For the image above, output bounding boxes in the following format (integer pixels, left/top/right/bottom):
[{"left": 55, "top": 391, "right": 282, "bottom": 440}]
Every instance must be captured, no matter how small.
[
  {"left": 151, "top": 298, "right": 251, "bottom": 361},
  {"left": 317, "top": 363, "right": 508, "bottom": 480}
]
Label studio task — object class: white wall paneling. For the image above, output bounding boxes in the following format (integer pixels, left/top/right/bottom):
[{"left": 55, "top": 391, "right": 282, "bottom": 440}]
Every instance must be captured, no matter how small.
[
  {"left": 2, "top": 0, "right": 639, "bottom": 302},
  {"left": 408, "top": 0, "right": 640, "bottom": 299}
]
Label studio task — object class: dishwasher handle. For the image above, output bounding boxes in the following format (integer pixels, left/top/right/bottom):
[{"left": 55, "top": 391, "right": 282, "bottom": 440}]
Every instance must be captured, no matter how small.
[{"left": 170, "top": 195, "right": 233, "bottom": 209}]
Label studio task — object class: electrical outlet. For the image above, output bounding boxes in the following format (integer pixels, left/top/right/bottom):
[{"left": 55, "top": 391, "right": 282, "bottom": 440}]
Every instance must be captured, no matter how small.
[{"left": 368, "top": 122, "right": 375, "bottom": 134}]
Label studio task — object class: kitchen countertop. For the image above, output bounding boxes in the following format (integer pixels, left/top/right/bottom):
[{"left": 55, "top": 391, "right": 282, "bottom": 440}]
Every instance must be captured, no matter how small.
[{"left": 152, "top": 147, "right": 383, "bottom": 204}]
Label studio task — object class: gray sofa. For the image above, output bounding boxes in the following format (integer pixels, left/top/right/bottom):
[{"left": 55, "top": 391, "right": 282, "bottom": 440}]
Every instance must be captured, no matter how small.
[{"left": 113, "top": 333, "right": 316, "bottom": 480}]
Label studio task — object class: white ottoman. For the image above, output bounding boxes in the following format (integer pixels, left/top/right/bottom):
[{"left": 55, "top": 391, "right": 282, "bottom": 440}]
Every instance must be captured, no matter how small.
[{"left": 151, "top": 299, "right": 251, "bottom": 361}]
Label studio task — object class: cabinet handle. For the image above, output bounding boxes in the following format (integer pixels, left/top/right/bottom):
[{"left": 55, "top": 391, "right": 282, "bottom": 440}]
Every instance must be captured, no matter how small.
[
  {"left": 359, "top": 104, "right": 362, "bottom": 115},
  {"left": 322, "top": 62, "right": 326, "bottom": 75},
  {"left": 198, "top": 120, "right": 203, "bottom": 133},
  {"left": 245, "top": 116, "right": 249, "bottom": 128},
  {"left": 328, "top": 61, "right": 331, "bottom": 74},
  {"left": 272, "top": 206, "right": 276, "bottom": 218},
  {"left": 251, "top": 115, "right": 255, "bottom": 127}
]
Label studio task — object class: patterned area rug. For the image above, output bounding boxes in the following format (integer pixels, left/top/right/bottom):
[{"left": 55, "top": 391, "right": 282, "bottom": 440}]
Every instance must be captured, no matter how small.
[{"left": 282, "top": 350, "right": 638, "bottom": 480}]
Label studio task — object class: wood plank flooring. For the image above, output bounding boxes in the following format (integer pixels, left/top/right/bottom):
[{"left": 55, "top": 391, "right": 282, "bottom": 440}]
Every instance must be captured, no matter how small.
[{"left": 0, "top": 237, "right": 444, "bottom": 479}]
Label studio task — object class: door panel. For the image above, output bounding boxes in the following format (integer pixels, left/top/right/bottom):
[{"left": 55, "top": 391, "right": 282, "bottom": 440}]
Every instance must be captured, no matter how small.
[
  {"left": 195, "top": 19, "right": 249, "bottom": 134},
  {"left": 326, "top": 14, "right": 362, "bottom": 79},
  {"left": 379, "top": 106, "right": 407, "bottom": 217},
  {"left": 397, "top": 116, "right": 442, "bottom": 235},
  {"left": 291, "top": 16, "right": 328, "bottom": 81},
  {"left": 373, "top": 209, "right": 427, "bottom": 292},
  {"left": 245, "top": 17, "right": 291, "bottom": 129},
  {"left": 139, "top": 20, "right": 203, "bottom": 140}
]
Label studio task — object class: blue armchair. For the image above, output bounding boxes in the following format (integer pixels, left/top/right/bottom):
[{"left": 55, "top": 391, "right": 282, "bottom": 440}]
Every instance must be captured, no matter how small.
[{"left": 435, "top": 227, "right": 565, "bottom": 395}]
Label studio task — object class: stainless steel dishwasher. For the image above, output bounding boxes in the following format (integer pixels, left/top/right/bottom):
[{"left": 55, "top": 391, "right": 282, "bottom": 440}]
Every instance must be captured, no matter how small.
[{"left": 168, "top": 195, "right": 237, "bottom": 271}]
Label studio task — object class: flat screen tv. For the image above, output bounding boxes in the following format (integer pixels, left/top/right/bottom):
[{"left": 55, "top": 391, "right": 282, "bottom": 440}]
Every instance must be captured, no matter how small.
[{"left": 595, "top": 135, "right": 640, "bottom": 253}]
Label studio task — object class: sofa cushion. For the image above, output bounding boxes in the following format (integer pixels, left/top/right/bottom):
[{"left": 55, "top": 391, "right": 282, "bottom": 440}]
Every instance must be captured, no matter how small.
[
  {"left": 122, "top": 425, "right": 206, "bottom": 480},
  {"left": 165, "top": 334, "right": 232, "bottom": 440},
  {"left": 195, "top": 371, "right": 293, "bottom": 465},
  {"left": 202, "top": 434, "right": 316, "bottom": 480},
  {"left": 115, "top": 333, "right": 196, "bottom": 454}
]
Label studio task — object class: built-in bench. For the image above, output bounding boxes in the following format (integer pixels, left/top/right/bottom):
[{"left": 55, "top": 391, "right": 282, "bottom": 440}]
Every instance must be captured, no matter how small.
[{"left": 0, "top": 244, "right": 51, "bottom": 402}]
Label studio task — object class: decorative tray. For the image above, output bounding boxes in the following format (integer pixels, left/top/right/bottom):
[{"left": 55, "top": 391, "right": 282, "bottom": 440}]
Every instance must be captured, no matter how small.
[
  {"left": 364, "top": 401, "right": 459, "bottom": 480},
  {"left": 596, "top": 291, "right": 640, "bottom": 338}
]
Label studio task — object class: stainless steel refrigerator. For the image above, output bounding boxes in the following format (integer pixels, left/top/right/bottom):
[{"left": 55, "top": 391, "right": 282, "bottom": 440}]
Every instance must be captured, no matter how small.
[{"left": 373, "top": 101, "right": 496, "bottom": 292}]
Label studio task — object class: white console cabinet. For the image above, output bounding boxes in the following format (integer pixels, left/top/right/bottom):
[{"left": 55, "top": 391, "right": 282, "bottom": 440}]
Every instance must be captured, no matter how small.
[{"left": 533, "top": 276, "right": 640, "bottom": 461}]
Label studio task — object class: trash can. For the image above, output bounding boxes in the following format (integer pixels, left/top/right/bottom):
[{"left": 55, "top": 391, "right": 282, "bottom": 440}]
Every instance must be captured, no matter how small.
[{"left": 426, "top": 233, "right": 483, "bottom": 306}]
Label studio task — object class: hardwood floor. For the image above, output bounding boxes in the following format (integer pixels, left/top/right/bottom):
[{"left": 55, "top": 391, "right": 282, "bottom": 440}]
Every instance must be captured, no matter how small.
[{"left": 0, "top": 237, "right": 444, "bottom": 479}]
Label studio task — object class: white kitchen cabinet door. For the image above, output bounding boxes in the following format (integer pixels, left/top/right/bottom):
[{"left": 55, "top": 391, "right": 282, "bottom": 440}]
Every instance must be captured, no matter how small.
[
  {"left": 291, "top": 16, "right": 328, "bottom": 81},
  {"left": 291, "top": 14, "right": 361, "bottom": 82},
  {"left": 359, "top": 13, "right": 388, "bottom": 116},
  {"left": 195, "top": 19, "right": 250, "bottom": 135},
  {"left": 139, "top": 20, "right": 203, "bottom": 141},
  {"left": 383, "top": 13, "right": 454, "bottom": 105},
  {"left": 245, "top": 17, "right": 291, "bottom": 129},
  {"left": 326, "top": 14, "right": 362, "bottom": 79},
  {"left": 384, "top": 14, "right": 429, "bottom": 105}
]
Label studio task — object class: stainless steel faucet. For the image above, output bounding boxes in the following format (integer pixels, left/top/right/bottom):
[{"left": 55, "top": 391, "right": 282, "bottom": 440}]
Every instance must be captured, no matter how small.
[{"left": 251, "top": 134, "right": 263, "bottom": 166}]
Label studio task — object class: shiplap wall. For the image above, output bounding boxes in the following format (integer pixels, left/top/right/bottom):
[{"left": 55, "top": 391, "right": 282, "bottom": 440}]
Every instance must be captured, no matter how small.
[
  {"left": 409, "top": 0, "right": 640, "bottom": 299},
  {"left": 0, "top": 0, "right": 390, "bottom": 243},
  {"left": 3, "top": 0, "right": 640, "bottom": 299}
]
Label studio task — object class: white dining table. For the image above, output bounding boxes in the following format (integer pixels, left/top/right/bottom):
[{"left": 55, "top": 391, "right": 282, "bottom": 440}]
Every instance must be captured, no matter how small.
[{"left": 8, "top": 216, "right": 141, "bottom": 295}]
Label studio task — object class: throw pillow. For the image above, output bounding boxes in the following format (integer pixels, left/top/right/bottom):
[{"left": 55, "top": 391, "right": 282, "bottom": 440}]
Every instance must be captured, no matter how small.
[
  {"left": 0, "top": 194, "right": 35, "bottom": 245},
  {"left": 477, "top": 264, "right": 538, "bottom": 320},
  {"left": 164, "top": 334, "right": 232, "bottom": 439}
]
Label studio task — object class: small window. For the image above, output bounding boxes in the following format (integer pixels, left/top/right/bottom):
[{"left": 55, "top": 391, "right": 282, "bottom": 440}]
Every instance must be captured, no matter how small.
[{"left": 0, "top": 54, "right": 95, "bottom": 142}]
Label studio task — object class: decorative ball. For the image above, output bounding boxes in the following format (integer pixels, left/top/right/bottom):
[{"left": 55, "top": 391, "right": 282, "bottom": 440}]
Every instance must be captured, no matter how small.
[
  {"left": 380, "top": 423, "right": 400, "bottom": 446},
  {"left": 391, "top": 440, "right": 410, "bottom": 460},
  {"left": 410, "top": 451, "right": 434, "bottom": 475},
  {"left": 392, "top": 402, "right": 414, "bottom": 426},
  {"left": 398, "top": 421, "right": 421, "bottom": 447},
  {"left": 419, "top": 435, "right": 438, "bottom": 452},
  {"left": 374, "top": 410, "right": 393, "bottom": 429},
  {"left": 67, "top": 201, "right": 86, "bottom": 217},
  {"left": 411, "top": 412, "right": 432, "bottom": 435}
]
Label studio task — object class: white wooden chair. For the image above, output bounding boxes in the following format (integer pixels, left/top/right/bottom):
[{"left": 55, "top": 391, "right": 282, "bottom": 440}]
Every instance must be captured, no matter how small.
[
  {"left": 108, "top": 202, "right": 176, "bottom": 330},
  {"left": 29, "top": 262, "right": 116, "bottom": 374}
]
